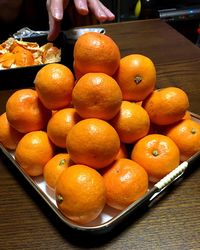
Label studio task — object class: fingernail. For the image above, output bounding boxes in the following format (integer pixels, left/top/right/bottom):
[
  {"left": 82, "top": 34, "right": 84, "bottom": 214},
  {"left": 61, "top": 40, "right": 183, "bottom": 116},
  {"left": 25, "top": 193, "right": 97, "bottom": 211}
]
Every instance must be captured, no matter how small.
[{"left": 54, "top": 11, "right": 62, "bottom": 20}]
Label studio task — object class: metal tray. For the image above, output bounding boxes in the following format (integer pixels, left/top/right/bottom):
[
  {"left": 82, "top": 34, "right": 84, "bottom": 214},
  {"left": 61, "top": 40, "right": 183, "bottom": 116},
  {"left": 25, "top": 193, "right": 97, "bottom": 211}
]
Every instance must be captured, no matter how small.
[{"left": 0, "top": 113, "right": 200, "bottom": 235}]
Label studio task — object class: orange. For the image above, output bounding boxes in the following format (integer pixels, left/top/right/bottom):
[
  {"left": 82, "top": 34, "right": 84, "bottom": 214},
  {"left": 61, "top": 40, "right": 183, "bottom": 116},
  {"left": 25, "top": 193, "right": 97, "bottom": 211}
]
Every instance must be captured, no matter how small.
[
  {"left": 12, "top": 46, "right": 34, "bottom": 66},
  {"left": 110, "top": 101, "right": 150, "bottom": 143},
  {"left": 6, "top": 89, "right": 51, "bottom": 133},
  {"left": 34, "top": 63, "right": 75, "bottom": 110},
  {"left": 131, "top": 134, "right": 180, "bottom": 182},
  {"left": 115, "top": 143, "right": 128, "bottom": 160},
  {"left": 15, "top": 131, "right": 55, "bottom": 176},
  {"left": 47, "top": 108, "right": 81, "bottom": 148},
  {"left": 0, "top": 112, "right": 24, "bottom": 150},
  {"left": 14, "top": 50, "right": 34, "bottom": 67},
  {"left": 0, "top": 53, "right": 15, "bottom": 68},
  {"left": 66, "top": 118, "right": 120, "bottom": 169},
  {"left": 142, "top": 87, "right": 189, "bottom": 125},
  {"left": 114, "top": 54, "right": 156, "bottom": 101},
  {"left": 55, "top": 164, "right": 106, "bottom": 225},
  {"left": 11, "top": 45, "right": 27, "bottom": 54},
  {"left": 73, "top": 32, "right": 120, "bottom": 76},
  {"left": 182, "top": 110, "right": 191, "bottom": 120},
  {"left": 165, "top": 119, "right": 200, "bottom": 161},
  {"left": 102, "top": 158, "right": 148, "bottom": 210},
  {"left": 73, "top": 60, "right": 84, "bottom": 80},
  {"left": 44, "top": 153, "right": 72, "bottom": 189},
  {"left": 72, "top": 73, "right": 122, "bottom": 120}
]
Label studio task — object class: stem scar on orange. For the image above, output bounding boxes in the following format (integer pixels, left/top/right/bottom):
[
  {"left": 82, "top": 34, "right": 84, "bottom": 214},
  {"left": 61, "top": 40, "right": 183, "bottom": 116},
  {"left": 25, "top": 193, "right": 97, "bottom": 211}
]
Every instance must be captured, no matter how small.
[
  {"left": 55, "top": 164, "right": 106, "bottom": 225},
  {"left": 44, "top": 153, "right": 72, "bottom": 189},
  {"left": 114, "top": 54, "right": 156, "bottom": 101},
  {"left": 164, "top": 119, "right": 200, "bottom": 161},
  {"left": 131, "top": 134, "right": 180, "bottom": 183}
]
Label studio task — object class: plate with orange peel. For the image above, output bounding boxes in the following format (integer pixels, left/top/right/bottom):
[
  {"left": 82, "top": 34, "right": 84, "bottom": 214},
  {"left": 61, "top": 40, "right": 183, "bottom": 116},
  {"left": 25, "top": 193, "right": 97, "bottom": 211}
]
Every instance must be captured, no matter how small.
[
  {"left": 0, "top": 112, "right": 199, "bottom": 234},
  {"left": 0, "top": 27, "right": 106, "bottom": 90},
  {"left": 0, "top": 37, "right": 61, "bottom": 69},
  {"left": 0, "top": 32, "right": 66, "bottom": 90}
]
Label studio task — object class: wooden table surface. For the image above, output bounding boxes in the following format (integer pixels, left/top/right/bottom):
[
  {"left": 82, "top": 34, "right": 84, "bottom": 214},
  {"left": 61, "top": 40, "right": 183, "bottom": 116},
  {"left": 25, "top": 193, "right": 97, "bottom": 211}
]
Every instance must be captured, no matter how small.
[{"left": 0, "top": 19, "right": 200, "bottom": 250}]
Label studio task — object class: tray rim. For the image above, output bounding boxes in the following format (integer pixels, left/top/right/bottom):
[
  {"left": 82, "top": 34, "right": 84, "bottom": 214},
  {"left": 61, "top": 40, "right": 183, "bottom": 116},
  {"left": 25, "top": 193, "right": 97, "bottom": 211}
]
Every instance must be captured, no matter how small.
[{"left": 0, "top": 111, "right": 200, "bottom": 233}]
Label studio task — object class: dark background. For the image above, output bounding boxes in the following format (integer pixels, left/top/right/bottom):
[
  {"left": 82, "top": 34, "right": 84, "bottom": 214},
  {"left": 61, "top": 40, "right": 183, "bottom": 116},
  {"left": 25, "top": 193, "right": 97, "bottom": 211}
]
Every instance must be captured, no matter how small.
[
  {"left": 0, "top": 0, "right": 200, "bottom": 46},
  {"left": 103, "top": 0, "right": 200, "bottom": 46}
]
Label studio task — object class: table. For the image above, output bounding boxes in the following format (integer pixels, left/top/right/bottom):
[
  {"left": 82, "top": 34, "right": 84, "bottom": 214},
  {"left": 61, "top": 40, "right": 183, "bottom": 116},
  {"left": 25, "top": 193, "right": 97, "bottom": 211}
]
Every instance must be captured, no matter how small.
[{"left": 0, "top": 19, "right": 200, "bottom": 250}]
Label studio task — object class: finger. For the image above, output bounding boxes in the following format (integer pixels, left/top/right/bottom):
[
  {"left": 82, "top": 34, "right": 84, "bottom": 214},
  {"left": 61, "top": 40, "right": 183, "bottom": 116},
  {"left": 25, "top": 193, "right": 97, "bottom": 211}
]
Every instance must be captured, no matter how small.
[
  {"left": 98, "top": 1, "right": 115, "bottom": 21},
  {"left": 49, "top": 0, "right": 64, "bottom": 20},
  {"left": 47, "top": 15, "right": 61, "bottom": 41},
  {"left": 73, "top": 0, "right": 89, "bottom": 15},
  {"left": 87, "top": 0, "right": 113, "bottom": 22}
]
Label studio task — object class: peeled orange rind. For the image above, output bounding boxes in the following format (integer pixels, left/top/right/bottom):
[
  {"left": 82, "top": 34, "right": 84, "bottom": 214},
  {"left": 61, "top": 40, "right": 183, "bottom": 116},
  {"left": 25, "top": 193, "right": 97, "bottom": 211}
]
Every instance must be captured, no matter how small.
[{"left": 0, "top": 37, "right": 61, "bottom": 69}]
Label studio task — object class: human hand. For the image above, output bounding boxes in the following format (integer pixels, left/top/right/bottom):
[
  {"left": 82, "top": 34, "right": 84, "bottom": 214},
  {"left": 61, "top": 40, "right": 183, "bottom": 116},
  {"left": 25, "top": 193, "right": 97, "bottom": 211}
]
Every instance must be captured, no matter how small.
[{"left": 46, "top": 0, "right": 115, "bottom": 41}]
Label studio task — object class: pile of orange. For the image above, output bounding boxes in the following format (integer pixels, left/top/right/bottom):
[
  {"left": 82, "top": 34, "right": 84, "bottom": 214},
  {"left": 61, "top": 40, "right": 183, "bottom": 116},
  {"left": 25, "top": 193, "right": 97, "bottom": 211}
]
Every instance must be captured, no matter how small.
[{"left": 0, "top": 31, "right": 200, "bottom": 225}]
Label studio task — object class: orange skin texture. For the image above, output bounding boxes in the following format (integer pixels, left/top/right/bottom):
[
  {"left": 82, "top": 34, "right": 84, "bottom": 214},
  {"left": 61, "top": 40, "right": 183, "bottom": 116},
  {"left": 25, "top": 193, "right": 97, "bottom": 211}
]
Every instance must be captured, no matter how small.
[
  {"left": 15, "top": 131, "right": 55, "bottom": 176},
  {"left": 34, "top": 63, "right": 75, "bottom": 110},
  {"left": 142, "top": 87, "right": 189, "bottom": 125},
  {"left": 165, "top": 119, "right": 200, "bottom": 161},
  {"left": 103, "top": 158, "right": 148, "bottom": 210},
  {"left": 55, "top": 164, "right": 106, "bottom": 225},
  {"left": 114, "top": 54, "right": 156, "bottom": 101},
  {"left": 0, "top": 53, "right": 15, "bottom": 68},
  {"left": 66, "top": 118, "right": 120, "bottom": 169},
  {"left": 0, "top": 46, "right": 34, "bottom": 68},
  {"left": 72, "top": 73, "right": 122, "bottom": 121},
  {"left": 0, "top": 112, "right": 24, "bottom": 150},
  {"left": 131, "top": 134, "right": 180, "bottom": 182},
  {"left": 115, "top": 143, "right": 128, "bottom": 160},
  {"left": 74, "top": 32, "right": 121, "bottom": 76},
  {"left": 44, "top": 153, "right": 72, "bottom": 189},
  {"left": 73, "top": 60, "right": 84, "bottom": 81},
  {"left": 47, "top": 108, "right": 81, "bottom": 148},
  {"left": 110, "top": 101, "right": 150, "bottom": 143},
  {"left": 13, "top": 46, "right": 34, "bottom": 67},
  {"left": 6, "top": 89, "right": 51, "bottom": 133},
  {"left": 182, "top": 110, "right": 191, "bottom": 120}
]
